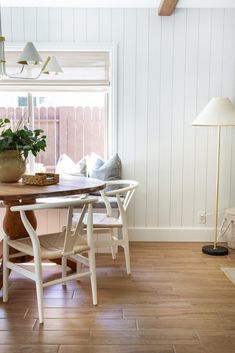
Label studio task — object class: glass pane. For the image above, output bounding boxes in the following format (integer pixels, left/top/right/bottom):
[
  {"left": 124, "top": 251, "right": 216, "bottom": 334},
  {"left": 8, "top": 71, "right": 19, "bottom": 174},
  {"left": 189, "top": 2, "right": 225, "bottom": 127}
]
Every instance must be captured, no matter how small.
[
  {"left": 0, "top": 92, "right": 29, "bottom": 129},
  {"left": 33, "top": 91, "right": 106, "bottom": 172},
  {"left": 0, "top": 91, "right": 107, "bottom": 173}
]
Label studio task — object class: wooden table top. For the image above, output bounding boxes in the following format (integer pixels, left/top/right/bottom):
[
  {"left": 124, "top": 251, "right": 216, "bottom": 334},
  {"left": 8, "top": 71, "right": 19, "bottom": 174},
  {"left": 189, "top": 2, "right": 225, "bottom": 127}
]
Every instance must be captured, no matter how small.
[{"left": 0, "top": 175, "right": 106, "bottom": 201}]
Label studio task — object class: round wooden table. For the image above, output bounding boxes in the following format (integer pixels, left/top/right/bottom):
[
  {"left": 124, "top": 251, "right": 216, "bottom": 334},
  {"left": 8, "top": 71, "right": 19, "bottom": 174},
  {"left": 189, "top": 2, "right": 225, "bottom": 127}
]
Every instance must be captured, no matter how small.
[{"left": 0, "top": 175, "right": 106, "bottom": 286}]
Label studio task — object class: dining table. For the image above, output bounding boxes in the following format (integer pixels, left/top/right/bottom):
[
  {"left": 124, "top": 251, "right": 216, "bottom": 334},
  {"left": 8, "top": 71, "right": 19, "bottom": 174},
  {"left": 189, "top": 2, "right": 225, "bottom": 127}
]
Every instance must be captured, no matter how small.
[{"left": 0, "top": 175, "right": 106, "bottom": 287}]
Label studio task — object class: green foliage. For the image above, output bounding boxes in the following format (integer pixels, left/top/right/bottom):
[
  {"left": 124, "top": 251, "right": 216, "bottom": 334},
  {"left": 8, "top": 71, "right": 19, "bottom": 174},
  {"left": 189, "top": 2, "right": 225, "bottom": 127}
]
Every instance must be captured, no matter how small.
[{"left": 0, "top": 118, "right": 47, "bottom": 159}]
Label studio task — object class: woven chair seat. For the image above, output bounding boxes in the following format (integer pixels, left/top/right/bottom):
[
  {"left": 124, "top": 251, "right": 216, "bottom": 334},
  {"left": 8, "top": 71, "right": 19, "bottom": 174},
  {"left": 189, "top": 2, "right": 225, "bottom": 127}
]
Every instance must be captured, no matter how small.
[{"left": 7, "top": 231, "right": 89, "bottom": 260}]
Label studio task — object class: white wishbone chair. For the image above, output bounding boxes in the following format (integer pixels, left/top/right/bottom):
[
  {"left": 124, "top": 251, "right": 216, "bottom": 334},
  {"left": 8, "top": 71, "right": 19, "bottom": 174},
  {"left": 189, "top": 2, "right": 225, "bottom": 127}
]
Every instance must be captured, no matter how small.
[
  {"left": 72, "top": 180, "right": 139, "bottom": 275},
  {"left": 3, "top": 197, "right": 98, "bottom": 324}
]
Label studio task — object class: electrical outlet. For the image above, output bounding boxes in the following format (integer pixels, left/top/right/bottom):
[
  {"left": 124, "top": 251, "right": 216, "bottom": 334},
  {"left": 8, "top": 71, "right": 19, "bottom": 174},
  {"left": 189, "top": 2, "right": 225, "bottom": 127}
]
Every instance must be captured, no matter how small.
[{"left": 198, "top": 211, "right": 206, "bottom": 224}]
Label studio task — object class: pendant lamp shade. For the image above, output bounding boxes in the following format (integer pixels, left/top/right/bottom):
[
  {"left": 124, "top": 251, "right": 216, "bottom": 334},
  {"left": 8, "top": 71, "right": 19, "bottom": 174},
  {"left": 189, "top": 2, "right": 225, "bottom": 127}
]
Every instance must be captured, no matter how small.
[
  {"left": 192, "top": 97, "right": 235, "bottom": 127},
  {"left": 42, "top": 56, "right": 63, "bottom": 75},
  {"left": 17, "top": 42, "right": 43, "bottom": 65}
]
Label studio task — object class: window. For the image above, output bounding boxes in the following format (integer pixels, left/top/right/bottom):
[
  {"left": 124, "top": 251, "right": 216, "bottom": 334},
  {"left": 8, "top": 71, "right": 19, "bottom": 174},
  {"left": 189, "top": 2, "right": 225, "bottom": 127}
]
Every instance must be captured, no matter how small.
[
  {"left": 0, "top": 91, "right": 107, "bottom": 172},
  {"left": 0, "top": 45, "right": 117, "bottom": 172}
]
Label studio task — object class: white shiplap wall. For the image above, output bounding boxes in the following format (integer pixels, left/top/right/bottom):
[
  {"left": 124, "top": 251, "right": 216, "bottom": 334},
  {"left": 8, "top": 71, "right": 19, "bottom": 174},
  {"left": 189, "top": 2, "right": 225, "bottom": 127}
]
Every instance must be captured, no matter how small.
[{"left": 2, "top": 7, "right": 235, "bottom": 241}]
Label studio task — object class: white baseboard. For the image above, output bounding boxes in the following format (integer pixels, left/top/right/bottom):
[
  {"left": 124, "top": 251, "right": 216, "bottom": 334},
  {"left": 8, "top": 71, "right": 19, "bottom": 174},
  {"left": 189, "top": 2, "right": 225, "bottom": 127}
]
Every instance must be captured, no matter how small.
[{"left": 128, "top": 227, "right": 215, "bottom": 242}]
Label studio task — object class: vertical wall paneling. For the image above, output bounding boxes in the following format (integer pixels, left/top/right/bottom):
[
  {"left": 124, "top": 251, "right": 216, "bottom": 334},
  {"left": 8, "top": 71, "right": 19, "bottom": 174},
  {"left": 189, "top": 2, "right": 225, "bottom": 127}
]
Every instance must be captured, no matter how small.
[
  {"left": 35, "top": 210, "right": 48, "bottom": 235},
  {"left": 221, "top": 9, "right": 235, "bottom": 214},
  {"left": 59, "top": 209, "right": 67, "bottom": 230},
  {"left": 62, "top": 8, "right": 74, "bottom": 42},
  {"left": 158, "top": 15, "right": 174, "bottom": 226},
  {"left": 47, "top": 209, "right": 61, "bottom": 233},
  {"left": 24, "top": 8, "right": 37, "bottom": 42},
  {"left": 231, "top": 105, "right": 235, "bottom": 207},
  {"left": 134, "top": 9, "right": 149, "bottom": 227},
  {"left": 49, "top": 8, "right": 62, "bottom": 42},
  {"left": 122, "top": 9, "right": 137, "bottom": 227},
  {"left": 222, "top": 10, "right": 235, "bottom": 98},
  {"left": 146, "top": 11, "right": 161, "bottom": 227},
  {"left": 86, "top": 9, "right": 100, "bottom": 42},
  {"left": 99, "top": 9, "right": 112, "bottom": 42},
  {"left": 111, "top": 9, "right": 124, "bottom": 157},
  {"left": 36, "top": 8, "right": 49, "bottom": 42},
  {"left": 228, "top": 10, "right": 235, "bottom": 207},
  {"left": 181, "top": 9, "right": 199, "bottom": 227},
  {"left": 2, "top": 8, "right": 12, "bottom": 42},
  {"left": 11, "top": 8, "right": 24, "bottom": 42},
  {"left": 206, "top": 9, "right": 224, "bottom": 226},
  {"left": 74, "top": 8, "right": 87, "bottom": 42},
  {"left": 170, "top": 9, "right": 186, "bottom": 227},
  {"left": 5, "top": 7, "right": 235, "bottom": 240},
  {"left": 193, "top": 9, "right": 211, "bottom": 226}
]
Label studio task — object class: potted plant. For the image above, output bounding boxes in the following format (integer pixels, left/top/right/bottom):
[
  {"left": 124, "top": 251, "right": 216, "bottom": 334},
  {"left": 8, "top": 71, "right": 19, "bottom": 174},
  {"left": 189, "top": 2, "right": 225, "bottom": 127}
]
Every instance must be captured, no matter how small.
[{"left": 0, "top": 118, "right": 46, "bottom": 182}]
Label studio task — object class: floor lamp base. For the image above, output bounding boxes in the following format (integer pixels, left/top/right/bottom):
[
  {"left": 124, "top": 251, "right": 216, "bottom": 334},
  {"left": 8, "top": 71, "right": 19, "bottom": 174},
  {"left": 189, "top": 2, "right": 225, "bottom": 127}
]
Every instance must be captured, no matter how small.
[{"left": 202, "top": 245, "right": 228, "bottom": 256}]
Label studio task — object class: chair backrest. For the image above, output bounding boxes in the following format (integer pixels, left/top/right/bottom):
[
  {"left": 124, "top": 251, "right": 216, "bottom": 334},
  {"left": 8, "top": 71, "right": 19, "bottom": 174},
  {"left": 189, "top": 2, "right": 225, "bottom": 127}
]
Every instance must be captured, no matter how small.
[
  {"left": 100, "top": 180, "right": 139, "bottom": 220},
  {"left": 10, "top": 197, "right": 98, "bottom": 258}
]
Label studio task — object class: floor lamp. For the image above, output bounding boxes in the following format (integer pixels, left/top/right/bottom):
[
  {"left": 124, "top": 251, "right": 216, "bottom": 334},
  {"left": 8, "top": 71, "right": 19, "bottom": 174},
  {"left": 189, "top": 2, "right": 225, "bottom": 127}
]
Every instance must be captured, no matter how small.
[{"left": 192, "top": 97, "right": 235, "bottom": 256}]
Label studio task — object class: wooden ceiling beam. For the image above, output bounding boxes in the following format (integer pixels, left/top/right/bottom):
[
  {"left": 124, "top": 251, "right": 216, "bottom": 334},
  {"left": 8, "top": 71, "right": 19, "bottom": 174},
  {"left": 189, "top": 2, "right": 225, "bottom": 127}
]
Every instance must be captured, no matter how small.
[{"left": 158, "top": 0, "right": 179, "bottom": 16}]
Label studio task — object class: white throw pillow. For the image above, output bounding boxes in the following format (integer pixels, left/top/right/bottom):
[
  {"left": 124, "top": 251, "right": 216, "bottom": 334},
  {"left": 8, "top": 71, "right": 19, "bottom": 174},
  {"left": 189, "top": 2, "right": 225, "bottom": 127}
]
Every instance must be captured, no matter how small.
[
  {"left": 56, "top": 154, "right": 87, "bottom": 176},
  {"left": 86, "top": 152, "right": 104, "bottom": 177}
]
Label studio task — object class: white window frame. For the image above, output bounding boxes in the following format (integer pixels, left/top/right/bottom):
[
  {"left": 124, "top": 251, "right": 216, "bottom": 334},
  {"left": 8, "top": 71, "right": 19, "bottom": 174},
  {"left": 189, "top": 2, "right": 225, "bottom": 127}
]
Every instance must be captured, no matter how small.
[{"left": 0, "top": 42, "right": 118, "bottom": 158}]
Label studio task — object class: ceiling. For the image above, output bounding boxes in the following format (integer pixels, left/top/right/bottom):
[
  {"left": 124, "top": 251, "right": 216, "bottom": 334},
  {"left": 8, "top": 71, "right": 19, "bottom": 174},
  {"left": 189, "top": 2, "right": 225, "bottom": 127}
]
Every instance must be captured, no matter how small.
[{"left": 1, "top": 0, "right": 235, "bottom": 8}]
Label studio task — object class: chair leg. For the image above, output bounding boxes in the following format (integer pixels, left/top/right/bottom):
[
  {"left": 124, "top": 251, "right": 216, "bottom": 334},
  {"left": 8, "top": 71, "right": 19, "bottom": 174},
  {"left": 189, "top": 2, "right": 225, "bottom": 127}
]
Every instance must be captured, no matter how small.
[
  {"left": 76, "top": 261, "right": 82, "bottom": 281},
  {"left": 34, "top": 260, "right": 44, "bottom": 324},
  {"left": 88, "top": 249, "right": 97, "bottom": 305},
  {"left": 123, "top": 242, "right": 131, "bottom": 275},
  {"left": 3, "top": 237, "right": 9, "bottom": 303},
  {"left": 62, "top": 256, "right": 67, "bottom": 286},
  {"left": 110, "top": 229, "right": 116, "bottom": 260},
  {"left": 123, "top": 227, "right": 131, "bottom": 275},
  {"left": 87, "top": 203, "right": 97, "bottom": 305},
  {"left": 113, "top": 228, "right": 119, "bottom": 256}
]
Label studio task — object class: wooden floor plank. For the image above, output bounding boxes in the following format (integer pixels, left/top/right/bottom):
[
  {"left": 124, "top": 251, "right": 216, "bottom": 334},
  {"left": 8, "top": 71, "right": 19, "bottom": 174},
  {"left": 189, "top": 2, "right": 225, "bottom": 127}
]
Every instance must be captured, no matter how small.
[
  {"left": 6, "top": 289, "right": 74, "bottom": 299},
  {"left": 27, "top": 307, "right": 123, "bottom": 319},
  {"left": 33, "top": 318, "right": 137, "bottom": 331},
  {"left": 0, "top": 345, "right": 59, "bottom": 353},
  {"left": 174, "top": 344, "right": 206, "bottom": 353},
  {"left": 0, "top": 331, "right": 90, "bottom": 345},
  {"left": 0, "top": 318, "right": 36, "bottom": 331},
  {"left": 90, "top": 329, "right": 199, "bottom": 345},
  {"left": 137, "top": 316, "right": 235, "bottom": 330},
  {"left": 58, "top": 345, "right": 174, "bottom": 353}
]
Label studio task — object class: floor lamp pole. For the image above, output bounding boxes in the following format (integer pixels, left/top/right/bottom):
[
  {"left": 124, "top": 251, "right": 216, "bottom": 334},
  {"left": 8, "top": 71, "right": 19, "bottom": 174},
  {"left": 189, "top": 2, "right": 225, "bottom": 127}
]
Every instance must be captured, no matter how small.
[
  {"left": 202, "top": 125, "right": 228, "bottom": 256},
  {"left": 214, "top": 125, "right": 221, "bottom": 249}
]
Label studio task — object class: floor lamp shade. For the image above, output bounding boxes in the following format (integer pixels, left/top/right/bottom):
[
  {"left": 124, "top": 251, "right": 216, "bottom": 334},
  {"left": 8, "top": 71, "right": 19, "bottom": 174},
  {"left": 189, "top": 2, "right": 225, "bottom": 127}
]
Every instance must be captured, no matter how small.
[
  {"left": 192, "top": 97, "right": 235, "bottom": 256},
  {"left": 192, "top": 97, "right": 235, "bottom": 127}
]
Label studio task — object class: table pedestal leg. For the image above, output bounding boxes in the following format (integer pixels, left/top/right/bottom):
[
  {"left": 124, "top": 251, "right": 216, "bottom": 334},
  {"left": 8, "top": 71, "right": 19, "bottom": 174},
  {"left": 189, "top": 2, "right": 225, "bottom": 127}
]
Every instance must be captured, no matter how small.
[
  {"left": 0, "top": 199, "right": 37, "bottom": 289},
  {"left": 3, "top": 199, "right": 37, "bottom": 239}
]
